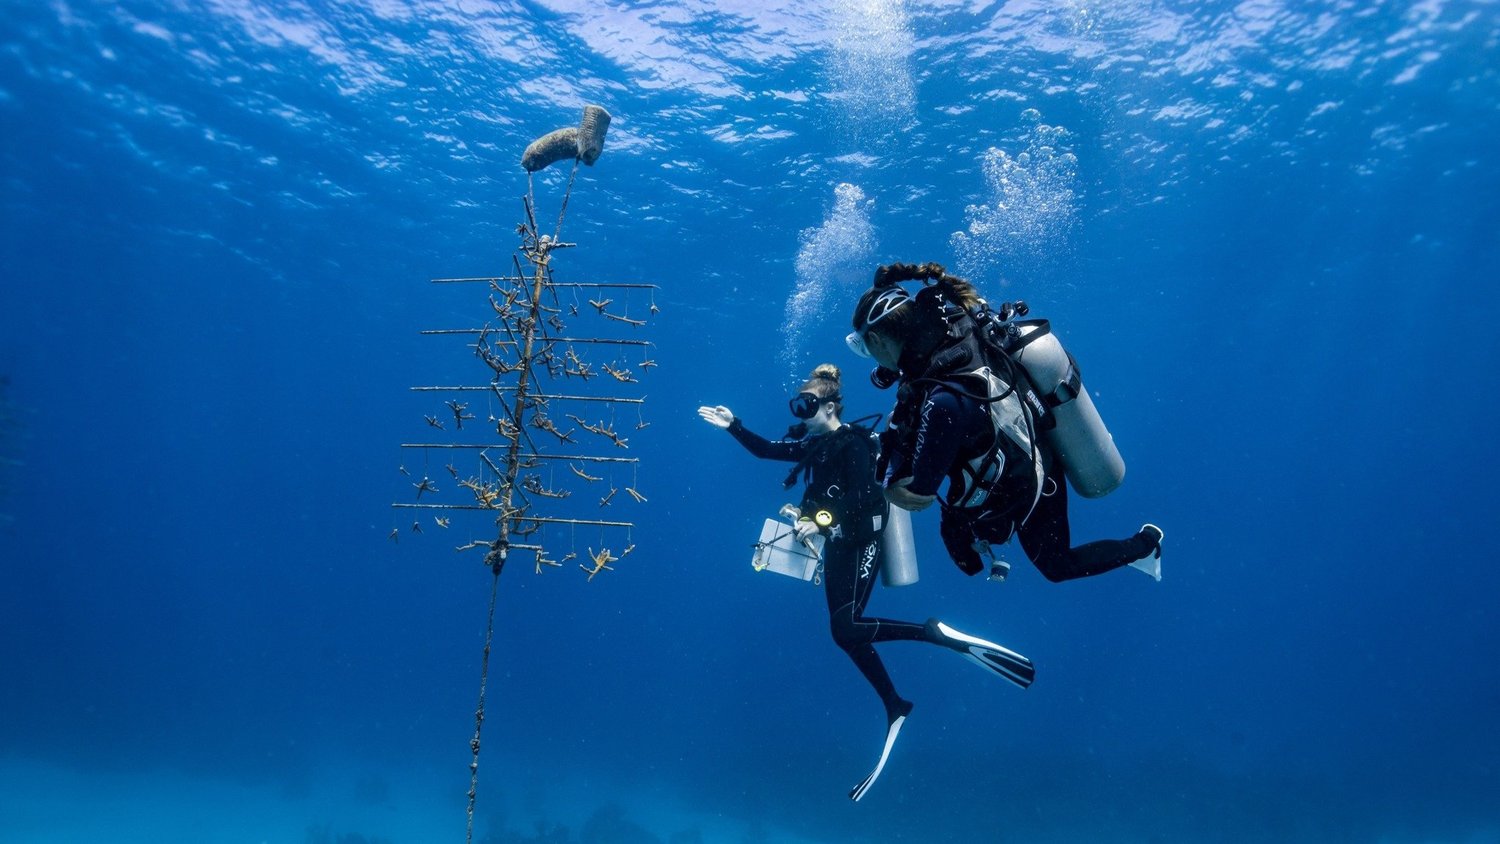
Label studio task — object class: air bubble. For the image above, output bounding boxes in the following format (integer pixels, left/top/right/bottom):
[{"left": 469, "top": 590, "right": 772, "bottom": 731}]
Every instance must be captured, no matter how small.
[
  {"left": 950, "top": 115, "right": 1079, "bottom": 283},
  {"left": 781, "top": 183, "right": 876, "bottom": 373}
]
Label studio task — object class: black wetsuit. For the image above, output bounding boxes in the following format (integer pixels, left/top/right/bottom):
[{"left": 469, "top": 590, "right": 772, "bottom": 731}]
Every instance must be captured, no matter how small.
[
  {"left": 727, "top": 418, "right": 926, "bottom": 721},
  {"left": 891, "top": 386, "right": 1158, "bottom": 581}
]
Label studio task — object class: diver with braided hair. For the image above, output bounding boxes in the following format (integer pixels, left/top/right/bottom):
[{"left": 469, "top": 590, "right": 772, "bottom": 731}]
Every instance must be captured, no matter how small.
[
  {"left": 699, "top": 363, "right": 1034, "bottom": 801},
  {"left": 847, "top": 263, "right": 1164, "bottom": 583}
]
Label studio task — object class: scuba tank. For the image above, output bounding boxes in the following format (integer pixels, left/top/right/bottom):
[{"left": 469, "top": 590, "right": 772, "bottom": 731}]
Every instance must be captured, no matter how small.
[
  {"left": 879, "top": 504, "right": 919, "bottom": 587},
  {"left": 1002, "top": 318, "right": 1125, "bottom": 498}
]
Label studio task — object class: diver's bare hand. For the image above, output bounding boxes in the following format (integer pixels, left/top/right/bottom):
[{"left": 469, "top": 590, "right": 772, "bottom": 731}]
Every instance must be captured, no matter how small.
[
  {"left": 697, "top": 405, "right": 734, "bottom": 429},
  {"left": 793, "top": 519, "right": 822, "bottom": 544},
  {"left": 886, "top": 477, "right": 935, "bottom": 512}
]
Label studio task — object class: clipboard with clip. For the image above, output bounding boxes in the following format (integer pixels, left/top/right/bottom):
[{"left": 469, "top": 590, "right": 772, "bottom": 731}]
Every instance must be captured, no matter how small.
[{"left": 750, "top": 506, "right": 825, "bottom": 584}]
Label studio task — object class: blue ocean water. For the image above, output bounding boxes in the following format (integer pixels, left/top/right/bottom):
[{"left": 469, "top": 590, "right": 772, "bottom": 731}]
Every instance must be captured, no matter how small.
[{"left": 2, "top": 1, "right": 1498, "bottom": 842}]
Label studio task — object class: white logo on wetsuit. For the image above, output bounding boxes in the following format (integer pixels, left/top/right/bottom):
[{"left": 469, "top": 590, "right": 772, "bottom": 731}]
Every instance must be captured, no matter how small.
[
  {"left": 914, "top": 395, "right": 936, "bottom": 467},
  {"left": 859, "top": 542, "right": 877, "bottom": 580}
]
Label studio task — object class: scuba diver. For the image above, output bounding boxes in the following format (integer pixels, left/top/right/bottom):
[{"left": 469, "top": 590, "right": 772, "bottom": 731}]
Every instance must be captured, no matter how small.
[
  {"left": 698, "top": 363, "right": 1034, "bottom": 801},
  {"left": 846, "top": 262, "right": 1164, "bottom": 584}
]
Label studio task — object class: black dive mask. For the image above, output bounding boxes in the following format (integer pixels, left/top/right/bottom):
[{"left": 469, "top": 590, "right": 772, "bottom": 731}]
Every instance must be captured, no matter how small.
[{"left": 789, "top": 391, "right": 839, "bottom": 420}]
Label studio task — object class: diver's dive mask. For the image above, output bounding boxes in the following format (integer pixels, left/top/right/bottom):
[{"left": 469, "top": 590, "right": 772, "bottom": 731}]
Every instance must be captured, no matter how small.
[
  {"left": 789, "top": 391, "right": 839, "bottom": 420},
  {"left": 846, "top": 286, "right": 911, "bottom": 360},
  {"left": 845, "top": 330, "right": 872, "bottom": 359}
]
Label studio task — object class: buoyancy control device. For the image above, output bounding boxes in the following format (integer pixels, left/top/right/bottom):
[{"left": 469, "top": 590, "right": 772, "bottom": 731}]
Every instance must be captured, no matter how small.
[{"left": 934, "top": 348, "right": 1047, "bottom": 515}]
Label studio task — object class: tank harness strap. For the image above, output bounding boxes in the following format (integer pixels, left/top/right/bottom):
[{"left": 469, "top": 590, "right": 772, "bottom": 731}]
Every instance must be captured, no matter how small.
[
  {"left": 995, "top": 318, "right": 1078, "bottom": 416},
  {"left": 782, "top": 462, "right": 804, "bottom": 490},
  {"left": 1043, "top": 361, "right": 1082, "bottom": 408},
  {"left": 1008, "top": 318, "right": 1052, "bottom": 346},
  {"left": 781, "top": 424, "right": 851, "bottom": 489},
  {"left": 781, "top": 434, "right": 826, "bottom": 488}
]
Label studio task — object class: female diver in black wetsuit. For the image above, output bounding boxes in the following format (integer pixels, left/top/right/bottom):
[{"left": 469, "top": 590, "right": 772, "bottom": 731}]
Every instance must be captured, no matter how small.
[
  {"left": 698, "top": 363, "right": 1034, "bottom": 801},
  {"left": 847, "top": 266, "right": 1164, "bottom": 583}
]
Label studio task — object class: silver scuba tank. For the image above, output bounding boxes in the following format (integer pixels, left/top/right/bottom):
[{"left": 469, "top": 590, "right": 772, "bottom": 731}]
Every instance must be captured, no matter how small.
[
  {"left": 1008, "top": 319, "right": 1126, "bottom": 498},
  {"left": 879, "top": 504, "right": 919, "bottom": 587}
]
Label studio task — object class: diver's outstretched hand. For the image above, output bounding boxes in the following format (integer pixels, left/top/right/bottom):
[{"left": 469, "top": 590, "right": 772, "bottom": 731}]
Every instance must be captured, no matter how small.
[
  {"left": 697, "top": 405, "right": 734, "bottom": 430},
  {"left": 886, "top": 477, "right": 936, "bottom": 512}
]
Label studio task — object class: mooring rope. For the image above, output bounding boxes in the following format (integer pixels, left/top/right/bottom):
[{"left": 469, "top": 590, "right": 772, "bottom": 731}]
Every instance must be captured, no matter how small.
[
  {"left": 553, "top": 158, "right": 580, "bottom": 243},
  {"left": 464, "top": 565, "right": 503, "bottom": 844}
]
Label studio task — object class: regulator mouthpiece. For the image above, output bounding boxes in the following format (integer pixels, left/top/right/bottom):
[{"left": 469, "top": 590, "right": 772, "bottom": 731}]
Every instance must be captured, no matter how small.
[{"left": 870, "top": 366, "right": 899, "bottom": 390}]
